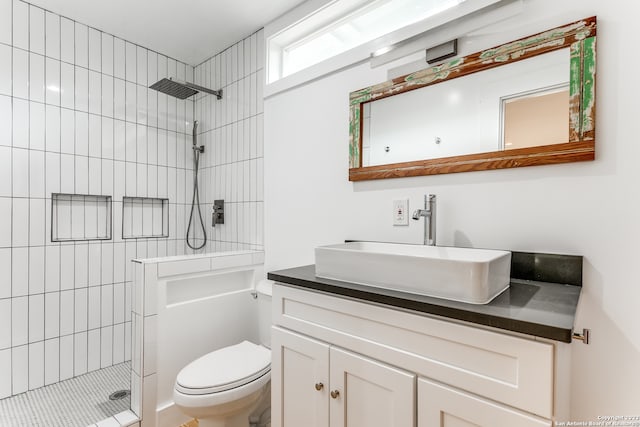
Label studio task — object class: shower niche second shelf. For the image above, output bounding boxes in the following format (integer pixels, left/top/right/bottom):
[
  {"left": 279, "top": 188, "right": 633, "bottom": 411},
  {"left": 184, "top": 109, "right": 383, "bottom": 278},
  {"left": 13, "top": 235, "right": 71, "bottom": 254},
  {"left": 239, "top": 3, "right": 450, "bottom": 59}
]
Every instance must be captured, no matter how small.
[{"left": 122, "top": 197, "right": 169, "bottom": 239}]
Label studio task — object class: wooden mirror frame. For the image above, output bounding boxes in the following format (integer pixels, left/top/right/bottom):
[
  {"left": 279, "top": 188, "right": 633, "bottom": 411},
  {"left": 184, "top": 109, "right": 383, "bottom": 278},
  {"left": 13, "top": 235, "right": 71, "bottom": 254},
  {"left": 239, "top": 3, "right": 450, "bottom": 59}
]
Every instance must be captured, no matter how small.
[{"left": 348, "top": 17, "right": 596, "bottom": 181}]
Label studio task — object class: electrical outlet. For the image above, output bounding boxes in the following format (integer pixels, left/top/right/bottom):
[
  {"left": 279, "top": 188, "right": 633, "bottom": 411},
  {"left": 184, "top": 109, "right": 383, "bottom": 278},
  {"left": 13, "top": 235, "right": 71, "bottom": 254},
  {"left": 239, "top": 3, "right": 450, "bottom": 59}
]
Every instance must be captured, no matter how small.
[{"left": 393, "top": 199, "right": 409, "bottom": 226}]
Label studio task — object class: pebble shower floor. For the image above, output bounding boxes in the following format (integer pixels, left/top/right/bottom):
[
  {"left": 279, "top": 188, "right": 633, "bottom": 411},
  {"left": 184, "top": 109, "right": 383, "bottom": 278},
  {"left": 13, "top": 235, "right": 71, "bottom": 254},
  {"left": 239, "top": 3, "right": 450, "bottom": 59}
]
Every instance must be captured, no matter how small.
[{"left": 0, "top": 362, "right": 130, "bottom": 426}]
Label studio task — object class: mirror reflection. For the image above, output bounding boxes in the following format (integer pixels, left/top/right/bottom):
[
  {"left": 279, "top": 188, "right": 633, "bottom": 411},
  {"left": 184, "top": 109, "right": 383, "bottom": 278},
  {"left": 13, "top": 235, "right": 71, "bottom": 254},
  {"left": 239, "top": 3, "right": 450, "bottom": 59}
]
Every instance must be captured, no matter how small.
[
  {"left": 502, "top": 84, "right": 568, "bottom": 150},
  {"left": 362, "top": 48, "right": 569, "bottom": 167}
]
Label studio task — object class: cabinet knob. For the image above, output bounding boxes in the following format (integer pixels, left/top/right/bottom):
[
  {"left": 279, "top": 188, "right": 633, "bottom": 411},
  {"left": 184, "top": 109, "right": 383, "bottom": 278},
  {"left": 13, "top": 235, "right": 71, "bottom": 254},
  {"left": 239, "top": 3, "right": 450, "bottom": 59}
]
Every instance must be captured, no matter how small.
[
  {"left": 330, "top": 390, "right": 340, "bottom": 399},
  {"left": 315, "top": 382, "right": 324, "bottom": 391}
]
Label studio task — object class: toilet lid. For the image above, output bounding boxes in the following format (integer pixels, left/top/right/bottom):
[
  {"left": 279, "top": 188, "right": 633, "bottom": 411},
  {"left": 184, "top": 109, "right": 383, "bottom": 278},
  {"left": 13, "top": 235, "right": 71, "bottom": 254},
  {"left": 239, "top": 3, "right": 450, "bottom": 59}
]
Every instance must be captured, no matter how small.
[{"left": 176, "top": 341, "right": 271, "bottom": 395}]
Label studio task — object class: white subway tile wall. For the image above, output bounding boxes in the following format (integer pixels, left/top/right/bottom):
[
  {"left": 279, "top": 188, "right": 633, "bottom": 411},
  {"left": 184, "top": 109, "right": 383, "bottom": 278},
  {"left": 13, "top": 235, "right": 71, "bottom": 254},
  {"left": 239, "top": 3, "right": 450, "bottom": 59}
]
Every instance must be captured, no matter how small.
[
  {"left": 0, "top": 0, "right": 203, "bottom": 399},
  {"left": 194, "top": 30, "right": 265, "bottom": 252}
]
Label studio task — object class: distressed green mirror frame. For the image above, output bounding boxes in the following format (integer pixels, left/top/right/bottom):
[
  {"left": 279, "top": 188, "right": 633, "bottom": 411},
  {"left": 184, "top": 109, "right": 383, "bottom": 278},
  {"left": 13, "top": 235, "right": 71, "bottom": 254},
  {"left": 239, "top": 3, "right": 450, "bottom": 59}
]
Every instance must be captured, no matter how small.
[{"left": 348, "top": 17, "right": 596, "bottom": 181}]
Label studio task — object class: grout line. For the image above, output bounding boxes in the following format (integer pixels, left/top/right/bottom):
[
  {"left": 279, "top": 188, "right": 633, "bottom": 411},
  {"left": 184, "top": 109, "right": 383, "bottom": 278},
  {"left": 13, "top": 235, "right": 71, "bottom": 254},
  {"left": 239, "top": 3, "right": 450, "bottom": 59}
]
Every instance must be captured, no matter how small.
[
  {"left": 97, "top": 29, "right": 103, "bottom": 371},
  {"left": 9, "top": 0, "right": 14, "bottom": 397},
  {"left": 26, "top": 0, "right": 31, "bottom": 393},
  {"left": 110, "top": 32, "right": 117, "bottom": 366},
  {"left": 42, "top": 2, "right": 50, "bottom": 388},
  {"left": 56, "top": 7, "right": 63, "bottom": 387}
]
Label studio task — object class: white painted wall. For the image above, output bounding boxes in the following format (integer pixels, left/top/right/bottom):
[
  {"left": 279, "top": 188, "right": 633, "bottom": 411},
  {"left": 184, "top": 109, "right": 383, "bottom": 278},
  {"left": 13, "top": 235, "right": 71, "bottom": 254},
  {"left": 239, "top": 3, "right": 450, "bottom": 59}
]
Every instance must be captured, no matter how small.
[{"left": 264, "top": 0, "right": 640, "bottom": 419}]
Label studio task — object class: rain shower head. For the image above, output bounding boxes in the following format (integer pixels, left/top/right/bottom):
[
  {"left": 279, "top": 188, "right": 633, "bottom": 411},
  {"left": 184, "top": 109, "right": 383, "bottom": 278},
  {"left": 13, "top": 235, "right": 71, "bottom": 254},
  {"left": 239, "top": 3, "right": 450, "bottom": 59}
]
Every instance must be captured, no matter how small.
[{"left": 149, "top": 78, "right": 223, "bottom": 100}]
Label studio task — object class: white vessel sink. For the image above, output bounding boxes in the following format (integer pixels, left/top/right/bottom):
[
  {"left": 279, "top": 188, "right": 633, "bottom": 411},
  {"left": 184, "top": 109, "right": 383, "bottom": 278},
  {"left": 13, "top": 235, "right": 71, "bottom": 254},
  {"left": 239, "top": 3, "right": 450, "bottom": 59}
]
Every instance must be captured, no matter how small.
[{"left": 315, "top": 242, "right": 511, "bottom": 304}]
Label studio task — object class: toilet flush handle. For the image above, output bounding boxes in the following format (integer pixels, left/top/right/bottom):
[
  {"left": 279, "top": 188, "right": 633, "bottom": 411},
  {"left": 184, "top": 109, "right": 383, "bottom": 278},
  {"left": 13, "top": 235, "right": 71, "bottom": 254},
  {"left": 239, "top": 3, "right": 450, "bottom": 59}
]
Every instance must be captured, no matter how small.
[{"left": 315, "top": 382, "right": 324, "bottom": 391}]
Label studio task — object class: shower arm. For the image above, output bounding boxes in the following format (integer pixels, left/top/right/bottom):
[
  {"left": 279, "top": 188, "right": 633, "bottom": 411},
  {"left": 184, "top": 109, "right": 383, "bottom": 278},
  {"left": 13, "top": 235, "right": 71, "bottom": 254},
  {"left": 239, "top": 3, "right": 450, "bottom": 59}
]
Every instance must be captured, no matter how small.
[{"left": 180, "top": 80, "right": 223, "bottom": 100}]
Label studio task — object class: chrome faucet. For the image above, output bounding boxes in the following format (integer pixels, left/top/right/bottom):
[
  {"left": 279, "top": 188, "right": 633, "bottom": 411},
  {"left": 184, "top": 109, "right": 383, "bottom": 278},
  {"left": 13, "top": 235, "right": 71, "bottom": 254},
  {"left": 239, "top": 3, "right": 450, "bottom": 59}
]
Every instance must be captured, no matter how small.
[{"left": 412, "top": 194, "right": 436, "bottom": 246}]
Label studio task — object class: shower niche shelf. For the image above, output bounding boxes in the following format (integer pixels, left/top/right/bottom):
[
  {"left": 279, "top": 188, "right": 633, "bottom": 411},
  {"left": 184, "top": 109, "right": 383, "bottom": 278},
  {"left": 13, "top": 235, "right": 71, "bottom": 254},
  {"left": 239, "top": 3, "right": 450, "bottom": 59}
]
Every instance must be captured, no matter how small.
[
  {"left": 122, "top": 197, "right": 169, "bottom": 239},
  {"left": 51, "top": 193, "right": 113, "bottom": 242}
]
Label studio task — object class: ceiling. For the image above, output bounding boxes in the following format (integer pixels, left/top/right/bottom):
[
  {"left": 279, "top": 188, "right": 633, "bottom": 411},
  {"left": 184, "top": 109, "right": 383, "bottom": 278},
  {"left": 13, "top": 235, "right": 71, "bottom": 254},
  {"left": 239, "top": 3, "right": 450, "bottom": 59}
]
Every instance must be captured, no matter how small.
[{"left": 29, "top": 0, "right": 309, "bottom": 65}]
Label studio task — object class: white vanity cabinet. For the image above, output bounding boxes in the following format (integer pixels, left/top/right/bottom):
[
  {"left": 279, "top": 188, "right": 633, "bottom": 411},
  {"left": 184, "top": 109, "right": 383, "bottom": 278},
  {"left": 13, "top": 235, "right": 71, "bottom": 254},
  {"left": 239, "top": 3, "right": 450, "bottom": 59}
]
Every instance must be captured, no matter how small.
[
  {"left": 271, "top": 284, "right": 569, "bottom": 427},
  {"left": 272, "top": 327, "right": 415, "bottom": 427}
]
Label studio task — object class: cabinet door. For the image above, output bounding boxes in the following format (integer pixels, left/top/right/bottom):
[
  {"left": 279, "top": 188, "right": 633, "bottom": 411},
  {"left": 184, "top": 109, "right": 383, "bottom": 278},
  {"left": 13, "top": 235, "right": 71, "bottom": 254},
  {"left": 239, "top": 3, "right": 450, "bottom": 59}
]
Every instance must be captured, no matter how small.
[
  {"left": 272, "top": 326, "right": 330, "bottom": 427},
  {"left": 418, "top": 378, "right": 551, "bottom": 427},
  {"left": 330, "top": 347, "right": 415, "bottom": 427}
]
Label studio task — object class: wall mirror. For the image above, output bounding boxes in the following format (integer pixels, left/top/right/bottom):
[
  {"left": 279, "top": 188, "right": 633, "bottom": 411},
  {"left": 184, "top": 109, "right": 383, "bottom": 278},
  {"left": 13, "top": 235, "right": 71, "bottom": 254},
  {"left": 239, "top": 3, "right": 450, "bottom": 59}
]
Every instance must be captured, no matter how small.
[{"left": 348, "top": 17, "right": 596, "bottom": 181}]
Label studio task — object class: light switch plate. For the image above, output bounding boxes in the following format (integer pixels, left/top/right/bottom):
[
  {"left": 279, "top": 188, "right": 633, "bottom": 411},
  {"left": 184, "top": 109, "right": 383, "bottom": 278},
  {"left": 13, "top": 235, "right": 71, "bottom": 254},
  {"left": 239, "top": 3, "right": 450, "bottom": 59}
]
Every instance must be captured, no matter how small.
[{"left": 393, "top": 199, "right": 409, "bottom": 226}]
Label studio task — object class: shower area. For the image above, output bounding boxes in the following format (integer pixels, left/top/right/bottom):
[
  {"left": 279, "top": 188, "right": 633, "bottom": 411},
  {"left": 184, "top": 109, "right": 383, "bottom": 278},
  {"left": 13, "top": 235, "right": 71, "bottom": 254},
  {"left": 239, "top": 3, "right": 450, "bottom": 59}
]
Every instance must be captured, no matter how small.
[{"left": 0, "top": 1, "right": 264, "bottom": 426}]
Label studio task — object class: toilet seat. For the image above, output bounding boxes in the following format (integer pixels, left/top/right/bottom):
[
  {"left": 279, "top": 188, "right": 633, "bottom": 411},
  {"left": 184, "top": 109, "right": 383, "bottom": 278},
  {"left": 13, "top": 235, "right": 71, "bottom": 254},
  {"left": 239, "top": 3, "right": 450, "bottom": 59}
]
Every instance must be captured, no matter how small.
[{"left": 175, "top": 341, "right": 271, "bottom": 396}]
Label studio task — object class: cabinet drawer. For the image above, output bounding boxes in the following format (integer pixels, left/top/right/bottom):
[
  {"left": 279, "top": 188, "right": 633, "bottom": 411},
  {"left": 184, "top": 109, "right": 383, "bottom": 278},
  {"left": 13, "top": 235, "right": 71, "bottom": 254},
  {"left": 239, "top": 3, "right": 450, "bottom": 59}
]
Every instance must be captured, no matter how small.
[
  {"left": 418, "top": 378, "right": 551, "bottom": 427},
  {"left": 273, "top": 284, "right": 554, "bottom": 418}
]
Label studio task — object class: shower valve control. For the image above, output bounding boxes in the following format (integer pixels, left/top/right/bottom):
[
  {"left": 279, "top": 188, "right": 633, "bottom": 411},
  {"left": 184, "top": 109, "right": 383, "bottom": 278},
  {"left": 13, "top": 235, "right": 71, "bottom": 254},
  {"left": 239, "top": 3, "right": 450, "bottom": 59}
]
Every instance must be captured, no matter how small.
[{"left": 212, "top": 200, "right": 225, "bottom": 227}]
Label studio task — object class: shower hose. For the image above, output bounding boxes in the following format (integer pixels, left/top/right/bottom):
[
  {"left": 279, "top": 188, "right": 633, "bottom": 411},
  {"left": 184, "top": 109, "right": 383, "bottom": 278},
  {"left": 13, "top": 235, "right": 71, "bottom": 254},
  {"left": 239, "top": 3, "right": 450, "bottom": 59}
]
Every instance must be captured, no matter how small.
[{"left": 186, "top": 127, "right": 207, "bottom": 250}]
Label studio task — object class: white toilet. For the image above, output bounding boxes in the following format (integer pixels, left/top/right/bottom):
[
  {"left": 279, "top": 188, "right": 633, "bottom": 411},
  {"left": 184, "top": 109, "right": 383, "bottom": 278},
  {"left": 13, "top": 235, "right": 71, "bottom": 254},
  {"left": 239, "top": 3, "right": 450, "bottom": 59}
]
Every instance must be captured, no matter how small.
[{"left": 173, "top": 280, "right": 273, "bottom": 427}]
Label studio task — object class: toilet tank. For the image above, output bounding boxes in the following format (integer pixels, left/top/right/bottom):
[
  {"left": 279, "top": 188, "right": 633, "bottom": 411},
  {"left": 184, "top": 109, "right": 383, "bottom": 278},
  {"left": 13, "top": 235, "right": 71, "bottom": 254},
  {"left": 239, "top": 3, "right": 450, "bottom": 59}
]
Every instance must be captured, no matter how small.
[{"left": 256, "top": 280, "right": 273, "bottom": 348}]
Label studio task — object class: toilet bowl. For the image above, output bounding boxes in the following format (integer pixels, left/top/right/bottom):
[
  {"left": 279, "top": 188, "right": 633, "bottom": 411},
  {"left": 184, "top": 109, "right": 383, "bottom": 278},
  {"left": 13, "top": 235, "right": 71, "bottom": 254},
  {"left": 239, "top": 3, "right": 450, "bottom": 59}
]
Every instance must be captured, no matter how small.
[
  {"left": 173, "top": 341, "right": 271, "bottom": 427},
  {"left": 173, "top": 280, "right": 273, "bottom": 427}
]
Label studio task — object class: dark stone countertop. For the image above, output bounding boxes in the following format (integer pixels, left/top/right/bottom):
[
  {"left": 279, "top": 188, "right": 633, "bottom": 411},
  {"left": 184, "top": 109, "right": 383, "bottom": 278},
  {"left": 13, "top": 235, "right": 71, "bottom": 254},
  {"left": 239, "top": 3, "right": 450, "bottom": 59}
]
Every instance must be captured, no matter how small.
[{"left": 267, "top": 264, "right": 582, "bottom": 343}]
